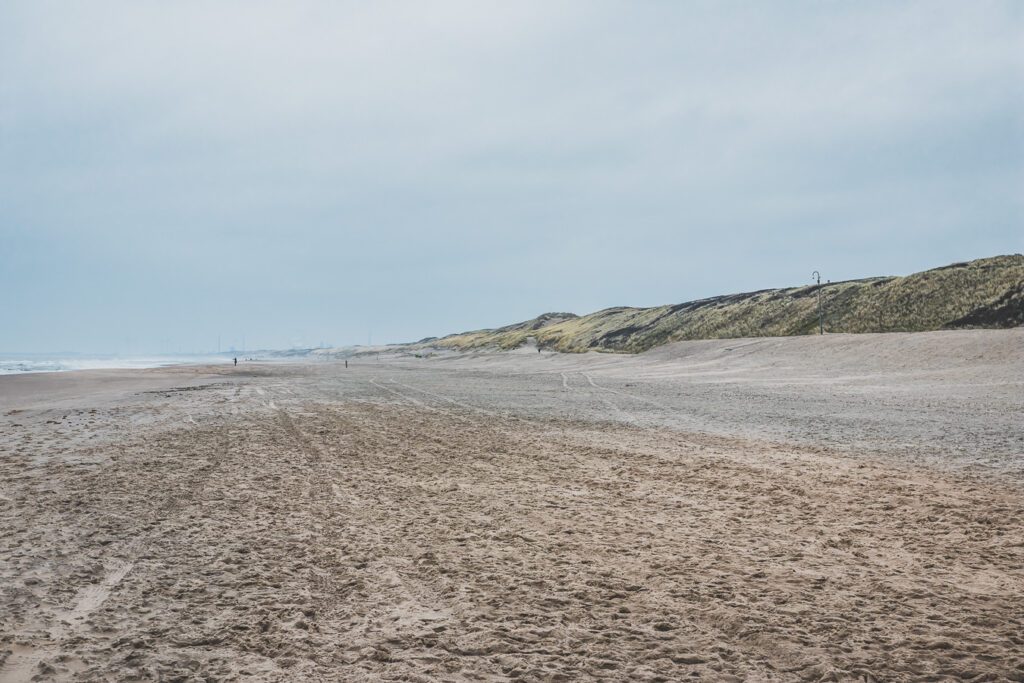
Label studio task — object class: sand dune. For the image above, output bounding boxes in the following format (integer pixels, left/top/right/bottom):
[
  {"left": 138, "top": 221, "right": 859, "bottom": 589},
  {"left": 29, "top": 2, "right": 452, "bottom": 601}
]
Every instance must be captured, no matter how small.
[
  {"left": 1, "top": 330, "right": 1021, "bottom": 680},
  {"left": 418, "top": 255, "right": 1024, "bottom": 353}
]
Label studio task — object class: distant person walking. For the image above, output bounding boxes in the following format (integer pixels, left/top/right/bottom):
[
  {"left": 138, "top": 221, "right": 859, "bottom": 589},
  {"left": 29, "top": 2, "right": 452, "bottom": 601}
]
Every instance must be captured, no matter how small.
[
  {"left": 345, "top": 360, "right": 348, "bottom": 368},
  {"left": 233, "top": 357, "right": 237, "bottom": 366}
]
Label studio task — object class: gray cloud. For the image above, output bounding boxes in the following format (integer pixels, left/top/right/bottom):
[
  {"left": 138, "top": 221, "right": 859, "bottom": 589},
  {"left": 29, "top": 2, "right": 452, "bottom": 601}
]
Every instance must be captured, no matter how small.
[{"left": 2, "top": 1, "right": 1022, "bottom": 352}]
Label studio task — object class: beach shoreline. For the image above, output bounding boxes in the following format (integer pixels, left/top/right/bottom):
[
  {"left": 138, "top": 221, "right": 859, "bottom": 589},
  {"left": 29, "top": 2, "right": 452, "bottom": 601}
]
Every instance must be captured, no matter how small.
[{"left": 1, "top": 330, "right": 1022, "bottom": 680}]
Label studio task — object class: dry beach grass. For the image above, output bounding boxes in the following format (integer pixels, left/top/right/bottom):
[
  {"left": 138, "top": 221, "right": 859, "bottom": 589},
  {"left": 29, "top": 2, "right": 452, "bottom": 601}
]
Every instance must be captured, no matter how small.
[
  {"left": 1, "top": 330, "right": 1022, "bottom": 681},
  {"left": 426, "top": 255, "right": 1024, "bottom": 353}
]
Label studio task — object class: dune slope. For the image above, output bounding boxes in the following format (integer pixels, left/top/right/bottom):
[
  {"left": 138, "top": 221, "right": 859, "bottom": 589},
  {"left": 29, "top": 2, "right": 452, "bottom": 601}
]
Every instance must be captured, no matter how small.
[{"left": 423, "top": 254, "right": 1023, "bottom": 353}]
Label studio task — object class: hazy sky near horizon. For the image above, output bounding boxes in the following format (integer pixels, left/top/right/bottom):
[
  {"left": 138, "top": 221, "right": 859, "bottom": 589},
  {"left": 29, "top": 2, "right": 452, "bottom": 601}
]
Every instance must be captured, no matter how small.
[{"left": 2, "top": 1, "right": 1022, "bottom": 353}]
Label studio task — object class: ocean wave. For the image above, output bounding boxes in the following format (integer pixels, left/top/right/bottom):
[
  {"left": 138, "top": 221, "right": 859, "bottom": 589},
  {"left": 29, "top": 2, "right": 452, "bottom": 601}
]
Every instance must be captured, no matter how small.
[{"left": 0, "top": 356, "right": 230, "bottom": 375}]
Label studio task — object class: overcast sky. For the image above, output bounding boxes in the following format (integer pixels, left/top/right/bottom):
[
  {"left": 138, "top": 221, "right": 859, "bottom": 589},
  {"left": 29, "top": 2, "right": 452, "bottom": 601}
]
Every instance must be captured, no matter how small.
[{"left": 2, "top": 1, "right": 1022, "bottom": 353}]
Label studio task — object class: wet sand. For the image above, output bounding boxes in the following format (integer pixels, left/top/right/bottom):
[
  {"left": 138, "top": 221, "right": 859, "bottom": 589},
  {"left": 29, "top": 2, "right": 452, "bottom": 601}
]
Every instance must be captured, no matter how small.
[{"left": 1, "top": 330, "right": 1022, "bottom": 681}]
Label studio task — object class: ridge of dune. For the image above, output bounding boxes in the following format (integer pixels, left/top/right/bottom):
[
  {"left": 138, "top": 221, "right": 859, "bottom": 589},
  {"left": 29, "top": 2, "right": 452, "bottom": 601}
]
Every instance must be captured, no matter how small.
[{"left": 418, "top": 254, "right": 1023, "bottom": 353}]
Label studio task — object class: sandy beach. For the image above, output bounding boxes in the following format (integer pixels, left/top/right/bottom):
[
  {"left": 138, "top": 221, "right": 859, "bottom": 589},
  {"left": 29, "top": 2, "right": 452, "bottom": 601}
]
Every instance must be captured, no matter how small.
[{"left": 1, "top": 329, "right": 1022, "bottom": 681}]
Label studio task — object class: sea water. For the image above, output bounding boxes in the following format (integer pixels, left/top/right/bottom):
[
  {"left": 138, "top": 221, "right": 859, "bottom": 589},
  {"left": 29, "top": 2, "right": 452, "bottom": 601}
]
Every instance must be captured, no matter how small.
[{"left": 0, "top": 355, "right": 231, "bottom": 375}]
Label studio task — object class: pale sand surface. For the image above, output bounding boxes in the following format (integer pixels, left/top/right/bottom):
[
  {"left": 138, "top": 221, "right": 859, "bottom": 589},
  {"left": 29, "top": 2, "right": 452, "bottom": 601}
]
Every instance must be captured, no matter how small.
[{"left": 1, "top": 330, "right": 1022, "bottom": 681}]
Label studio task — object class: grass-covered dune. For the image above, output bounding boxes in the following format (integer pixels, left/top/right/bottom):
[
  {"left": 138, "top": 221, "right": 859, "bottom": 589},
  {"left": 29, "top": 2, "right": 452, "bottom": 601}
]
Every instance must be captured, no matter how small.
[{"left": 421, "top": 254, "right": 1024, "bottom": 354}]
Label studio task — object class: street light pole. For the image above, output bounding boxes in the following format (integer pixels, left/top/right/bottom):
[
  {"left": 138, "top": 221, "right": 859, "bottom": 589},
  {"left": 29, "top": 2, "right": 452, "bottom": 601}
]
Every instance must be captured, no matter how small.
[{"left": 812, "top": 270, "right": 823, "bottom": 335}]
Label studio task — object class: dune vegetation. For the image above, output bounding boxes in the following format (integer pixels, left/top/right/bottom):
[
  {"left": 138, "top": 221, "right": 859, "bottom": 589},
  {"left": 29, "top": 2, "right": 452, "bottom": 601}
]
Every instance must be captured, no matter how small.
[{"left": 421, "top": 255, "right": 1024, "bottom": 354}]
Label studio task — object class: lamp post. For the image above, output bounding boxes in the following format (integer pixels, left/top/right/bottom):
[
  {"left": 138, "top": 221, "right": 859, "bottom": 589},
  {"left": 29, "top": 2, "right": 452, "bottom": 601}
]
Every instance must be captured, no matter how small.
[{"left": 812, "top": 271, "right": 823, "bottom": 335}]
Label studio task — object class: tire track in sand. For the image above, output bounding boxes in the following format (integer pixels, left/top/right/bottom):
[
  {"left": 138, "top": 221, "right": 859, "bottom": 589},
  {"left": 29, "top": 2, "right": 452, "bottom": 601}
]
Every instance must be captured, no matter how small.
[
  {"left": 387, "top": 379, "right": 500, "bottom": 418},
  {"left": 368, "top": 378, "right": 436, "bottom": 411},
  {"left": 581, "top": 372, "right": 708, "bottom": 431},
  {"left": 367, "top": 378, "right": 482, "bottom": 430},
  {"left": 265, "top": 389, "right": 455, "bottom": 650},
  {"left": 579, "top": 373, "right": 640, "bottom": 425}
]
